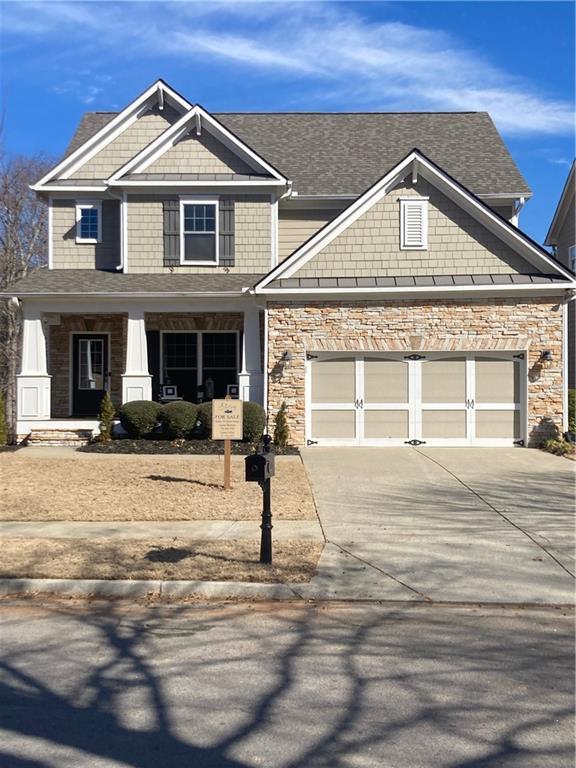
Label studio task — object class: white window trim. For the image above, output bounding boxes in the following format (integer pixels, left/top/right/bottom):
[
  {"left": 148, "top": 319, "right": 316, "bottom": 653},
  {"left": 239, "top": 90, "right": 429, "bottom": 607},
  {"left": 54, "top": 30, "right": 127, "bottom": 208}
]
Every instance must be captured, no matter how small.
[
  {"left": 569, "top": 244, "right": 576, "bottom": 273},
  {"left": 76, "top": 200, "right": 102, "bottom": 244},
  {"left": 400, "top": 197, "right": 428, "bottom": 250},
  {"left": 179, "top": 198, "right": 219, "bottom": 266}
]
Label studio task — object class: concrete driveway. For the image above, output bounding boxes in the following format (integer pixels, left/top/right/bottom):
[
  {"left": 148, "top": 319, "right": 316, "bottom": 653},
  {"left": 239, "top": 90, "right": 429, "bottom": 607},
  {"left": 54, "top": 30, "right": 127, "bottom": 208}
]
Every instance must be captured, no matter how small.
[{"left": 299, "top": 448, "right": 575, "bottom": 604}]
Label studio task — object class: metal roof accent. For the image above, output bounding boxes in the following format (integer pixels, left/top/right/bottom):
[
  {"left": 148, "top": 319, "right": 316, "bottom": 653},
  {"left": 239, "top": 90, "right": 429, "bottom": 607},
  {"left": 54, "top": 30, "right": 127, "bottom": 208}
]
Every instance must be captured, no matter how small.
[{"left": 270, "top": 274, "right": 569, "bottom": 289}]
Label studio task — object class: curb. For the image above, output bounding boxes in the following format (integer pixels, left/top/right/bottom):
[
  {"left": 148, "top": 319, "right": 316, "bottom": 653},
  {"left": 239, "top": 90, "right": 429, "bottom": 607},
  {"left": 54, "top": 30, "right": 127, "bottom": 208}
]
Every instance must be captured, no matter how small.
[{"left": 0, "top": 578, "right": 300, "bottom": 600}]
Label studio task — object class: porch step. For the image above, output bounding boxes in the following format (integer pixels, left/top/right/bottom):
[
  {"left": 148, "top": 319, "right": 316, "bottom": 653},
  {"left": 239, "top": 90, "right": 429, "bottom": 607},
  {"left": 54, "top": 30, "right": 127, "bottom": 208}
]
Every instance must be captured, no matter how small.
[{"left": 25, "top": 429, "right": 94, "bottom": 447}]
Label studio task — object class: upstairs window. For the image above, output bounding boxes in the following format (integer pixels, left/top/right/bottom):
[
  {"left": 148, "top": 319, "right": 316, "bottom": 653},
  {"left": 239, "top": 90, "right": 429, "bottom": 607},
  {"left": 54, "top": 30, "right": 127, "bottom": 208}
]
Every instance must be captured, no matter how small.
[
  {"left": 400, "top": 198, "right": 428, "bottom": 250},
  {"left": 180, "top": 200, "right": 218, "bottom": 265},
  {"left": 76, "top": 201, "right": 102, "bottom": 244}
]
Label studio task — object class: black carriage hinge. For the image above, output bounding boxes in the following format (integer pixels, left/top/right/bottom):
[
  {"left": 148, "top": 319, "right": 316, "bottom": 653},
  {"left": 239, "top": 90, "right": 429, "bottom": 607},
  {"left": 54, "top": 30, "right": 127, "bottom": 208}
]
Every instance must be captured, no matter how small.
[
  {"left": 513, "top": 439, "right": 525, "bottom": 447},
  {"left": 404, "top": 354, "right": 426, "bottom": 361},
  {"left": 513, "top": 353, "right": 525, "bottom": 360},
  {"left": 404, "top": 439, "right": 426, "bottom": 446},
  {"left": 307, "top": 439, "right": 319, "bottom": 446},
  {"left": 306, "top": 353, "right": 318, "bottom": 360}
]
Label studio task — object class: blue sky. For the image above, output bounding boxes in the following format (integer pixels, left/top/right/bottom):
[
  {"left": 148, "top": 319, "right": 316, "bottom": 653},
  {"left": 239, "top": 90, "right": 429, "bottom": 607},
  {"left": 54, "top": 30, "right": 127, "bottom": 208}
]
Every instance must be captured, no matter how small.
[{"left": 1, "top": 0, "right": 574, "bottom": 241}]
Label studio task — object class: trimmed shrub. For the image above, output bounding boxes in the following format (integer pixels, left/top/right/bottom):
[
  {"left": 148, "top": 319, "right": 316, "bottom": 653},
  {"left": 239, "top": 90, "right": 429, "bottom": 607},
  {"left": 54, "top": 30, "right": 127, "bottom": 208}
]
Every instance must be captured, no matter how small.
[
  {"left": 159, "top": 401, "right": 199, "bottom": 439},
  {"left": 542, "top": 438, "right": 575, "bottom": 457},
  {"left": 0, "top": 390, "right": 7, "bottom": 446},
  {"left": 97, "top": 391, "right": 116, "bottom": 443},
  {"left": 273, "top": 401, "right": 290, "bottom": 448},
  {"left": 118, "top": 400, "right": 162, "bottom": 439},
  {"left": 568, "top": 389, "right": 575, "bottom": 434},
  {"left": 197, "top": 401, "right": 213, "bottom": 437},
  {"left": 243, "top": 401, "right": 266, "bottom": 443}
]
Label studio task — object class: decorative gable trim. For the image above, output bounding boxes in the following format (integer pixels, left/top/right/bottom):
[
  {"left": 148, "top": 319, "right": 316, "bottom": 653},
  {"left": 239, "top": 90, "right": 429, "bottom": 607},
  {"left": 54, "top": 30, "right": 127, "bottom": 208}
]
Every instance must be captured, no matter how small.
[
  {"left": 107, "top": 105, "right": 288, "bottom": 186},
  {"left": 545, "top": 160, "right": 575, "bottom": 246},
  {"left": 33, "top": 80, "right": 192, "bottom": 190},
  {"left": 255, "top": 149, "right": 575, "bottom": 292}
]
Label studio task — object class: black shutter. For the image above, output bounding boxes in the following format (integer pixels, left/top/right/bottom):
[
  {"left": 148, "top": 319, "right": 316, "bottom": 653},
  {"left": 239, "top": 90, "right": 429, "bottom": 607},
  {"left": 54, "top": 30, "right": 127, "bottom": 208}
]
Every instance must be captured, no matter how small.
[
  {"left": 163, "top": 200, "right": 180, "bottom": 267},
  {"left": 219, "top": 197, "right": 235, "bottom": 267},
  {"left": 146, "top": 331, "right": 161, "bottom": 401}
]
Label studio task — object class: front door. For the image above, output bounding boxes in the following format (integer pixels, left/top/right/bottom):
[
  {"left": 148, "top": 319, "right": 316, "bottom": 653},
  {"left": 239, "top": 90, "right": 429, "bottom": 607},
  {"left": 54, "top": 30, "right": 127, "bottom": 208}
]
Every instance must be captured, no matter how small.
[{"left": 72, "top": 334, "right": 109, "bottom": 416}]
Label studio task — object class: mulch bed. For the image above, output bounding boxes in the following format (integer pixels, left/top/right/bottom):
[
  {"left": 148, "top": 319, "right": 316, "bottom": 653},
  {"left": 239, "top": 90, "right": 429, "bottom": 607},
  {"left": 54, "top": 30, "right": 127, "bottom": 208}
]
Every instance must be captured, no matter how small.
[{"left": 80, "top": 439, "right": 299, "bottom": 455}]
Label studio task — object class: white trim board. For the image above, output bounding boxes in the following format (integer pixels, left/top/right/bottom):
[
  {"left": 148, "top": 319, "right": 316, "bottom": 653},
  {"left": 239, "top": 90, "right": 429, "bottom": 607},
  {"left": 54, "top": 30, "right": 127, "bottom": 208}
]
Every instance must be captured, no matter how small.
[
  {"left": 255, "top": 150, "right": 574, "bottom": 291},
  {"left": 34, "top": 80, "right": 192, "bottom": 188},
  {"left": 107, "top": 104, "right": 288, "bottom": 185}
]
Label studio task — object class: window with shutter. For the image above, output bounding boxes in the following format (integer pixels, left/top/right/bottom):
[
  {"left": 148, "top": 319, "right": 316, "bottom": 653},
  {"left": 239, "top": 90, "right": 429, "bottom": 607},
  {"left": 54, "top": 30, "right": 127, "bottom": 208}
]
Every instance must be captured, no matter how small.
[{"left": 400, "top": 198, "right": 428, "bottom": 249}]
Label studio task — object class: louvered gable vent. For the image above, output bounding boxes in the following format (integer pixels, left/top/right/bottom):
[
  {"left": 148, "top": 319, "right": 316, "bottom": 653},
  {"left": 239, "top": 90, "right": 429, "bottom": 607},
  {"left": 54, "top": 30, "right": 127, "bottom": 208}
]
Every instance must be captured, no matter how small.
[{"left": 400, "top": 198, "right": 428, "bottom": 249}]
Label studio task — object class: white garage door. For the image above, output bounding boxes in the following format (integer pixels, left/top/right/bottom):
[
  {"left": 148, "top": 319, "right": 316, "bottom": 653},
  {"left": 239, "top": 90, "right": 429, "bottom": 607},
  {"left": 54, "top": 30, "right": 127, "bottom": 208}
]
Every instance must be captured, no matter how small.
[{"left": 306, "top": 352, "right": 525, "bottom": 447}]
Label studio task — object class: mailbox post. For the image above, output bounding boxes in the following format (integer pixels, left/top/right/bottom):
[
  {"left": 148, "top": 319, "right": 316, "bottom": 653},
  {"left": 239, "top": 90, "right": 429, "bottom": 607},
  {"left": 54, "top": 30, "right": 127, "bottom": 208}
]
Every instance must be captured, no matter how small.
[{"left": 245, "top": 434, "right": 275, "bottom": 564}]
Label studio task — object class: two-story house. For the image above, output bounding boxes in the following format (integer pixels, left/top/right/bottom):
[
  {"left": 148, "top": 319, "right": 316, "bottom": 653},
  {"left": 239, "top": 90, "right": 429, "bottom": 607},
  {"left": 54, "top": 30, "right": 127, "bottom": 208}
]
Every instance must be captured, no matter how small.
[
  {"left": 546, "top": 161, "right": 575, "bottom": 390},
  {"left": 4, "top": 79, "right": 575, "bottom": 447}
]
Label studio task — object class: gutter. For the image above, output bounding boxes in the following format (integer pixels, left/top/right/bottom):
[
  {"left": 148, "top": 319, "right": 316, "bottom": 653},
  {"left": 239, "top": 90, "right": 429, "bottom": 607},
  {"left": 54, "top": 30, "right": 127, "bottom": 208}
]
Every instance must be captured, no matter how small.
[{"left": 0, "top": 290, "right": 254, "bottom": 300}]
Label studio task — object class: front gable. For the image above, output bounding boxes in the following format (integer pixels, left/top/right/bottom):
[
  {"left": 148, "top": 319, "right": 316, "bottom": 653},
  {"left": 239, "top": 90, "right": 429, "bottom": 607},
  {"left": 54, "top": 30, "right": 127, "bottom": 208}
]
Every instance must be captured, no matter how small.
[
  {"left": 257, "top": 151, "right": 574, "bottom": 293},
  {"left": 142, "top": 127, "right": 256, "bottom": 176},
  {"left": 295, "top": 176, "right": 529, "bottom": 279}
]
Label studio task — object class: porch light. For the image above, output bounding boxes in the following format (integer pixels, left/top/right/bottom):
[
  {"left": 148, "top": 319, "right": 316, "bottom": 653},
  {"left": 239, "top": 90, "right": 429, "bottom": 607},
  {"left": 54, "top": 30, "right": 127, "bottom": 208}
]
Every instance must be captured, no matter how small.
[
  {"left": 540, "top": 350, "right": 553, "bottom": 369},
  {"left": 282, "top": 351, "right": 293, "bottom": 364}
]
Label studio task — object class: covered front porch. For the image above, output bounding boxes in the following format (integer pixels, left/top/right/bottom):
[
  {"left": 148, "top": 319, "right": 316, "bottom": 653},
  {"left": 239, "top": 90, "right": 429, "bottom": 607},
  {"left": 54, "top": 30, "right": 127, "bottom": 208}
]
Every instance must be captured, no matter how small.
[{"left": 16, "top": 297, "right": 264, "bottom": 440}]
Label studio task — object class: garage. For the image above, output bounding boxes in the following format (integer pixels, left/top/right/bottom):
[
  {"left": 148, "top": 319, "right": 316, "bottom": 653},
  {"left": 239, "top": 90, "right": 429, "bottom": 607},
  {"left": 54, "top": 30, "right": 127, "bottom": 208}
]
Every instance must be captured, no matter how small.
[{"left": 305, "top": 352, "right": 526, "bottom": 447}]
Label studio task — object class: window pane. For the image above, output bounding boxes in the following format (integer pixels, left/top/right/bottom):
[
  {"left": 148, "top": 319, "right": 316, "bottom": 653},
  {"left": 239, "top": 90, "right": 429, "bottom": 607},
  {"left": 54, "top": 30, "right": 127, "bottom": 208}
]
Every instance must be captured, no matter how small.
[
  {"left": 163, "top": 333, "right": 197, "bottom": 368},
  {"left": 184, "top": 233, "right": 216, "bottom": 262},
  {"left": 202, "top": 333, "right": 237, "bottom": 369},
  {"left": 183, "top": 204, "right": 216, "bottom": 233},
  {"left": 79, "top": 339, "right": 104, "bottom": 390},
  {"left": 79, "top": 208, "right": 98, "bottom": 240}
]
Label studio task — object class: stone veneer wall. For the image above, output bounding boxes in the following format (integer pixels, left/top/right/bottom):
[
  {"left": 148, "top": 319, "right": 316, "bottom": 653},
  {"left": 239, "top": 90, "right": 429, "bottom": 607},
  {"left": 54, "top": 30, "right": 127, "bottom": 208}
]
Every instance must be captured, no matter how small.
[
  {"left": 267, "top": 297, "right": 564, "bottom": 447},
  {"left": 49, "top": 315, "right": 126, "bottom": 417}
]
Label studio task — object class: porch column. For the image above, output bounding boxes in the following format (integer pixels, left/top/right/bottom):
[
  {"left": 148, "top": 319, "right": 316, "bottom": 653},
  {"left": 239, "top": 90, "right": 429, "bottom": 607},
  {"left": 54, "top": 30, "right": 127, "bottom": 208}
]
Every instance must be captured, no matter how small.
[
  {"left": 17, "top": 305, "right": 51, "bottom": 420},
  {"left": 238, "top": 305, "right": 264, "bottom": 404},
  {"left": 122, "top": 310, "right": 152, "bottom": 403}
]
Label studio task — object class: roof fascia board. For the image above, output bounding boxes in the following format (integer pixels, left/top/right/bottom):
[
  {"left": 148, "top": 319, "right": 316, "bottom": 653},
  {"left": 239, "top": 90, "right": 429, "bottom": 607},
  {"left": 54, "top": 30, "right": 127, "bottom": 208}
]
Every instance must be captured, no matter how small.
[
  {"left": 545, "top": 161, "right": 575, "bottom": 245},
  {"left": 109, "top": 105, "right": 288, "bottom": 184},
  {"left": 32, "top": 185, "right": 109, "bottom": 193},
  {"left": 2, "top": 290, "right": 252, "bottom": 300},
  {"left": 256, "top": 150, "right": 573, "bottom": 290},
  {"left": 108, "top": 180, "right": 285, "bottom": 190},
  {"left": 256, "top": 152, "right": 418, "bottom": 288},
  {"left": 257, "top": 282, "right": 575, "bottom": 298},
  {"left": 34, "top": 80, "right": 193, "bottom": 188}
]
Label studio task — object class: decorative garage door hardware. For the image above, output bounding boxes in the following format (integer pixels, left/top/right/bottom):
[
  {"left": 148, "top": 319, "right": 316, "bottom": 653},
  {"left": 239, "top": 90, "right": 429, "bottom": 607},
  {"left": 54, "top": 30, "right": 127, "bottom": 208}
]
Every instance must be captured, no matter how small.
[{"left": 306, "top": 352, "right": 525, "bottom": 447}]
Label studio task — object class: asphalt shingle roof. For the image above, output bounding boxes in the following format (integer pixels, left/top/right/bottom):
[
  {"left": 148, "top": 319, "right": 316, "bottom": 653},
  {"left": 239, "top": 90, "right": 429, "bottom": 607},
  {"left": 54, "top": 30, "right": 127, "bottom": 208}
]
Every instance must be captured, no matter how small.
[
  {"left": 2, "top": 270, "right": 263, "bottom": 296},
  {"left": 63, "top": 110, "right": 531, "bottom": 198}
]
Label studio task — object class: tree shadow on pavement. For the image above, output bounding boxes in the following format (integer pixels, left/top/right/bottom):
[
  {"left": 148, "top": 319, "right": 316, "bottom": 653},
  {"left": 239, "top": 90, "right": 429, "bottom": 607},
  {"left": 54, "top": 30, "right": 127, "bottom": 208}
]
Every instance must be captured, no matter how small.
[{"left": 0, "top": 600, "right": 573, "bottom": 767}]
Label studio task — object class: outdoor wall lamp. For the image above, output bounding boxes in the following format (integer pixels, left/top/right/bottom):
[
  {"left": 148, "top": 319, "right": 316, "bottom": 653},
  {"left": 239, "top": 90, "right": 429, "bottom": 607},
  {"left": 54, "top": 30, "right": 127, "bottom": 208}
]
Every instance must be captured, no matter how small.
[
  {"left": 282, "top": 351, "right": 293, "bottom": 364},
  {"left": 540, "top": 350, "right": 553, "bottom": 369}
]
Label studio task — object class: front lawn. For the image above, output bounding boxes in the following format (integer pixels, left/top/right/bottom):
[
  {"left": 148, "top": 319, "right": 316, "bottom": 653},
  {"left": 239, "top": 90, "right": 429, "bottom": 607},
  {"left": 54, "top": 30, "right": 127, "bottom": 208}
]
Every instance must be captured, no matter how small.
[
  {"left": 0, "top": 454, "right": 317, "bottom": 522},
  {"left": 0, "top": 537, "right": 323, "bottom": 583}
]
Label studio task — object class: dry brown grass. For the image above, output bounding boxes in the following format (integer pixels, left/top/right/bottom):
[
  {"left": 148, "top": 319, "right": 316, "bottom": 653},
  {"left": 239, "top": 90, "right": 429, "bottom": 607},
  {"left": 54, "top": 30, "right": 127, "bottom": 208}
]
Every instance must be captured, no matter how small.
[
  {"left": 0, "top": 537, "right": 323, "bottom": 583},
  {"left": 0, "top": 454, "right": 316, "bottom": 522}
]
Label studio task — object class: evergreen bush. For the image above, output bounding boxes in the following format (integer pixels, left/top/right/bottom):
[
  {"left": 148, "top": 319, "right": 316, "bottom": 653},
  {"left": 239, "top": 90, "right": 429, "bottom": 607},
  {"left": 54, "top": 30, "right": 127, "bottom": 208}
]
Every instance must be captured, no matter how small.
[
  {"left": 118, "top": 400, "right": 162, "bottom": 439},
  {"left": 243, "top": 401, "right": 266, "bottom": 443},
  {"left": 159, "top": 401, "right": 199, "bottom": 439},
  {"left": 197, "top": 401, "right": 213, "bottom": 437},
  {"left": 97, "top": 391, "right": 116, "bottom": 443},
  {"left": 273, "top": 401, "right": 290, "bottom": 448},
  {"left": 568, "top": 389, "right": 575, "bottom": 434}
]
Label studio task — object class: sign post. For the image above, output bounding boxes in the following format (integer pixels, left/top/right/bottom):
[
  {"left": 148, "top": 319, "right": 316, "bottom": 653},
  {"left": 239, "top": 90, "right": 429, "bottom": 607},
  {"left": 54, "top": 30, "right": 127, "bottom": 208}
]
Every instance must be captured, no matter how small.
[{"left": 212, "top": 397, "right": 243, "bottom": 490}]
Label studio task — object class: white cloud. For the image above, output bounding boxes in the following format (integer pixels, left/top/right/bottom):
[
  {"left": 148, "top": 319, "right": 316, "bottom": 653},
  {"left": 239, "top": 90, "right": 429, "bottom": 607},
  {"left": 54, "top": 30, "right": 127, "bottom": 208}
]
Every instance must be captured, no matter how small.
[{"left": 4, "top": 1, "right": 574, "bottom": 136}]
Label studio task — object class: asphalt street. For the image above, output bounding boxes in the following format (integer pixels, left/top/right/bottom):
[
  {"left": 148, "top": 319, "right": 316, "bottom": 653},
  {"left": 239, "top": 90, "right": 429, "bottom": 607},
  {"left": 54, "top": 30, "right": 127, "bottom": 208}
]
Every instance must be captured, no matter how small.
[{"left": 0, "top": 600, "right": 573, "bottom": 768}]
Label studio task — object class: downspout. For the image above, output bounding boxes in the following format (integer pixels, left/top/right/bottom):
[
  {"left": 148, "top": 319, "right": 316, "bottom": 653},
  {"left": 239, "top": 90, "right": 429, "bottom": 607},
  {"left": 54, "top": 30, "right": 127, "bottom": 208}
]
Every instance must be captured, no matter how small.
[
  {"left": 563, "top": 289, "right": 576, "bottom": 433},
  {"left": 108, "top": 190, "right": 125, "bottom": 271}
]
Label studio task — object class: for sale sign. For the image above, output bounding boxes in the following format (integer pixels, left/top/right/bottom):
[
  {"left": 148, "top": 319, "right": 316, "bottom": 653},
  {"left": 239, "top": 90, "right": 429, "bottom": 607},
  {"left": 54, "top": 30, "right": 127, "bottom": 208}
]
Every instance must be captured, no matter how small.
[{"left": 212, "top": 398, "right": 243, "bottom": 440}]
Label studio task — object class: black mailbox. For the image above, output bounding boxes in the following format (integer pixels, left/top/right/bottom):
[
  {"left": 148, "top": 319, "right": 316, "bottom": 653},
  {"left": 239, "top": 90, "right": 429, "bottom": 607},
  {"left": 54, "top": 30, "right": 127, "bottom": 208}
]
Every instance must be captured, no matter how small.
[{"left": 245, "top": 452, "right": 275, "bottom": 482}]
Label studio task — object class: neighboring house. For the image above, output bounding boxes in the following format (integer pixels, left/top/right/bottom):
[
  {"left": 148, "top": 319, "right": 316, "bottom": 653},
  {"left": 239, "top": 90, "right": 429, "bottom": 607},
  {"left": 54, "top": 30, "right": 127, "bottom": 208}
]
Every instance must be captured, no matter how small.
[
  {"left": 545, "top": 161, "right": 575, "bottom": 390},
  {"left": 3, "top": 79, "right": 575, "bottom": 447}
]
